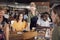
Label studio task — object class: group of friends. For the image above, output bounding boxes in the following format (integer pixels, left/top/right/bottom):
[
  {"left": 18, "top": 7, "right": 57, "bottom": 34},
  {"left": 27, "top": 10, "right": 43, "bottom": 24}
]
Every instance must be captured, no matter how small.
[{"left": 0, "top": 2, "right": 60, "bottom": 40}]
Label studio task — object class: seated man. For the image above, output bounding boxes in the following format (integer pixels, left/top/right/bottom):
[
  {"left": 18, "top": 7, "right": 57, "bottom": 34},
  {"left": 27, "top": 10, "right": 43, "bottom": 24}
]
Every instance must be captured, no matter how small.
[
  {"left": 37, "top": 12, "right": 51, "bottom": 29},
  {"left": 37, "top": 12, "right": 51, "bottom": 40}
]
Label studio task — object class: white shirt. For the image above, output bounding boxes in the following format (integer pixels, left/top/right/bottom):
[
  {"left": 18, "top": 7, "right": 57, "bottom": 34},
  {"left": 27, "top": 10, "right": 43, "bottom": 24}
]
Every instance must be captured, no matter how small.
[
  {"left": 48, "top": 17, "right": 51, "bottom": 22},
  {"left": 37, "top": 18, "right": 50, "bottom": 27},
  {"left": 24, "top": 15, "right": 28, "bottom": 19},
  {"left": 4, "top": 14, "right": 9, "bottom": 19}
]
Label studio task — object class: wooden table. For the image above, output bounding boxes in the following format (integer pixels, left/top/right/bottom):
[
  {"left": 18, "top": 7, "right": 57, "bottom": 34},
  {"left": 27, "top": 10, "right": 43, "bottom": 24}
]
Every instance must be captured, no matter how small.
[
  {"left": 9, "top": 31, "right": 37, "bottom": 40},
  {"left": 22, "top": 31, "right": 37, "bottom": 40}
]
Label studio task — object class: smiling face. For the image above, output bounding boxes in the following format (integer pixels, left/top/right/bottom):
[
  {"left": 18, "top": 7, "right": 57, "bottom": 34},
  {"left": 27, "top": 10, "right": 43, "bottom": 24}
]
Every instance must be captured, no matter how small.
[
  {"left": 41, "top": 13, "right": 48, "bottom": 21},
  {"left": 30, "top": 2, "right": 36, "bottom": 12},
  {"left": 19, "top": 14, "right": 23, "bottom": 20},
  {"left": 43, "top": 14, "right": 48, "bottom": 21}
]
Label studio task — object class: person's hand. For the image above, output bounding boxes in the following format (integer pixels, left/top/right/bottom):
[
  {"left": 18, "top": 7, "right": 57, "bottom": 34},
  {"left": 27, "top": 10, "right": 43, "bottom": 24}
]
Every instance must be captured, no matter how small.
[
  {"left": 12, "top": 28, "right": 16, "bottom": 32},
  {"left": 32, "top": 27, "right": 36, "bottom": 31}
]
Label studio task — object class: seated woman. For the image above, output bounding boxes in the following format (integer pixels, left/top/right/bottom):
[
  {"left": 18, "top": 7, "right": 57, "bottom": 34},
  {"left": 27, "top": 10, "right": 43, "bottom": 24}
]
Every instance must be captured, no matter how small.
[
  {"left": 11, "top": 13, "right": 27, "bottom": 32},
  {"left": 11, "top": 13, "right": 37, "bottom": 40}
]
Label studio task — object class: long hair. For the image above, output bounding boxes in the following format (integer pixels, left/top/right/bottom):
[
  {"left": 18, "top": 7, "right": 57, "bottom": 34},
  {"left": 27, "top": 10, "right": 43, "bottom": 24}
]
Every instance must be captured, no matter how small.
[
  {"left": 53, "top": 5, "right": 60, "bottom": 25},
  {"left": 16, "top": 13, "right": 24, "bottom": 22}
]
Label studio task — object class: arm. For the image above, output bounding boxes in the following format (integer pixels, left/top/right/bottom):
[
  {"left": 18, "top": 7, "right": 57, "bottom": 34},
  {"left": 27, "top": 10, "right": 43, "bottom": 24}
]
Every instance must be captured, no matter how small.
[
  {"left": 27, "top": 13, "right": 31, "bottom": 31},
  {"left": 11, "top": 21, "right": 16, "bottom": 32},
  {"left": 36, "top": 24, "right": 41, "bottom": 29},
  {"left": 36, "top": 24, "right": 51, "bottom": 30},
  {"left": 4, "top": 23, "right": 9, "bottom": 40}
]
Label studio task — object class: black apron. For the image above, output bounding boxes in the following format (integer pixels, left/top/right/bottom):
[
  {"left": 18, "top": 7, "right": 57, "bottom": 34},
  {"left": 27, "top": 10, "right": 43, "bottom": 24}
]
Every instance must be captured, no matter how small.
[{"left": 30, "top": 16, "right": 38, "bottom": 30}]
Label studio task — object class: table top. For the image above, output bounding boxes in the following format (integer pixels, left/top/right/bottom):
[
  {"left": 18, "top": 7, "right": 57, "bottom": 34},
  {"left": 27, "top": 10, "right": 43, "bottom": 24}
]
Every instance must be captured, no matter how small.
[{"left": 10, "top": 31, "right": 37, "bottom": 40}]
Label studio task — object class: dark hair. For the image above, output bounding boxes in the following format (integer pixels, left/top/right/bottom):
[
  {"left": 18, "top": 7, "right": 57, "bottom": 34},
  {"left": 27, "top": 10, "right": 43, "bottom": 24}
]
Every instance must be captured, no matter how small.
[
  {"left": 40, "top": 12, "right": 52, "bottom": 22},
  {"left": 16, "top": 13, "right": 24, "bottom": 22},
  {"left": 41, "top": 12, "right": 49, "bottom": 18},
  {"left": 24, "top": 9, "right": 28, "bottom": 15},
  {"left": 53, "top": 5, "right": 60, "bottom": 18},
  {"left": 43, "top": 12, "right": 49, "bottom": 15}
]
